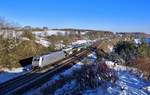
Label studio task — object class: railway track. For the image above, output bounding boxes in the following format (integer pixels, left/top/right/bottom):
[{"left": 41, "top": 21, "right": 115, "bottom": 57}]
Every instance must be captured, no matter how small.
[{"left": 0, "top": 49, "right": 90, "bottom": 95}]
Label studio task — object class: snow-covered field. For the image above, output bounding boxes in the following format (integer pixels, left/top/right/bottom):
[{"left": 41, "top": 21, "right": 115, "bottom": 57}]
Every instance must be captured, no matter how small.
[
  {"left": 33, "top": 30, "right": 64, "bottom": 47},
  {"left": 33, "top": 30, "right": 93, "bottom": 48},
  {"left": 32, "top": 30, "right": 66, "bottom": 37},
  {"left": 35, "top": 38, "right": 50, "bottom": 47}
]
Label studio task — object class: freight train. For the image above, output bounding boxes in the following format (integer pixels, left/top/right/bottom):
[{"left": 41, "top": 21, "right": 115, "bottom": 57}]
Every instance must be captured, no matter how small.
[
  {"left": 32, "top": 51, "right": 66, "bottom": 68},
  {"left": 32, "top": 41, "right": 92, "bottom": 68}
]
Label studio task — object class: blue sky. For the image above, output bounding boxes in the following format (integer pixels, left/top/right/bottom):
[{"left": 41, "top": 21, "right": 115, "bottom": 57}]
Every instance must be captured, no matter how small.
[{"left": 0, "top": 0, "right": 150, "bottom": 33}]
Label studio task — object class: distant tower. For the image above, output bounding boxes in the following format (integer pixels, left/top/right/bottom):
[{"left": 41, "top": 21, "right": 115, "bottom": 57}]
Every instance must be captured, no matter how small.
[
  {"left": 43, "top": 27, "right": 48, "bottom": 36},
  {"left": 43, "top": 27, "right": 48, "bottom": 32}
]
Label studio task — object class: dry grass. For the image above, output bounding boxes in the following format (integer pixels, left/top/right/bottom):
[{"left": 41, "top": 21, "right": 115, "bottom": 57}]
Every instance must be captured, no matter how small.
[{"left": 132, "top": 58, "right": 150, "bottom": 80}]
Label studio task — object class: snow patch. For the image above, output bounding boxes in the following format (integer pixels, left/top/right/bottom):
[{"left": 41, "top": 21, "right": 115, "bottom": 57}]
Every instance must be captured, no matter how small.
[
  {"left": 134, "top": 38, "right": 142, "bottom": 44},
  {"left": 105, "top": 61, "right": 137, "bottom": 71},
  {"left": 0, "top": 65, "right": 31, "bottom": 84},
  {"left": 21, "top": 37, "right": 30, "bottom": 41},
  {"left": 32, "top": 30, "right": 66, "bottom": 37},
  {"left": 35, "top": 38, "right": 50, "bottom": 47},
  {"left": 143, "top": 86, "right": 150, "bottom": 93},
  {"left": 71, "top": 40, "right": 92, "bottom": 46},
  {"left": 88, "top": 52, "right": 97, "bottom": 60}
]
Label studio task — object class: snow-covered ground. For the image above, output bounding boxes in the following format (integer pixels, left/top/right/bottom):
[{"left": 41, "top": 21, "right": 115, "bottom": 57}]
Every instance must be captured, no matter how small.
[
  {"left": 33, "top": 31, "right": 93, "bottom": 48},
  {"left": 0, "top": 65, "right": 31, "bottom": 84},
  {"left": 24, "top": 52, "right": 97, "bottom": 95},
  {"left": 35, "top": 38, "right": 50, "bottom": 47},
  {"left": 53, "top": 59, "right": 150, "bottom": 95},
  {"left": 71, "top": 40, "right": 90, "bottom": 45},
  {"left": 52, "top": 60, "right": 150, "bottom": 95},
  {"left": 24, "top": 61, "right": 84, "bottom": 95},
  {"left": 71, "top": 40, "right": 93, "bottom": 48},
  {"left": 83, "top": 70, "right": 150, "bottom": 95},
  {"left": 20, "top": 30, "right": 66, "bottom": 47},
  {"left": 32, "top": 30, "right": 66, "bottom": 37}
]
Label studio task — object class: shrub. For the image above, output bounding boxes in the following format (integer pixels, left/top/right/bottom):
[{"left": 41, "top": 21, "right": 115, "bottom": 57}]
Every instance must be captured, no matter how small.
[
  {"left": 108, "top": 52, "right": 125, "bottom": 65},
  {"left": 73, "top": 62, "right": 117, "bottom": 91},
  {"left": 22, "top": 30, "right": 36, "bottom": 40},
  {"left": 132, "top": 58, "right": 150, "bottom": 80},
  {"left": 137, "top": 43, "right": 150, "bottom": 57},
  {"left": 114, "top": 41, "right": 138, "bottom": 65},
  {"left": 73, "top": 64, "right": 98, "bottom": 90},
  {"left": 95, "top": 49, "right": 108, "bottom": 60}
]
